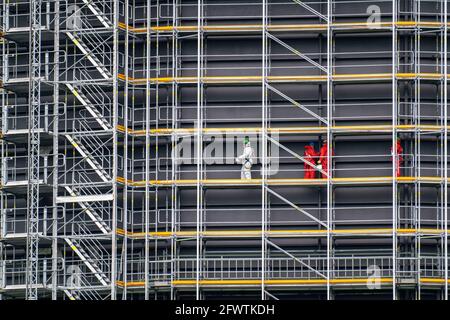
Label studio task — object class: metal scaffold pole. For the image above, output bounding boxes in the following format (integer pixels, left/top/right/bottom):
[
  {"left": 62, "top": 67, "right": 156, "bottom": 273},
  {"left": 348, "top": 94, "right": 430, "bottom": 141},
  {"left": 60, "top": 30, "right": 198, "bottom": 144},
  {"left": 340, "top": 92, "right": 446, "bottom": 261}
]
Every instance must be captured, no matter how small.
[
  {"left": 326, "top": 0, "right": 332, "bottom": 301},
  {"left": 52, "top": 0, "right": 60, "bottom": 301},
  {"left": 391, "top": 0, "right": 398, "bottom": 300},
  {"left": 443, "top": 0, "right": 448, "bottom": 301},
  {"left": 122, "top": 0, "right": 130, "bottom": 301},
  {"left": 196, "top": 0, "right": 204, "bottom": 301},
  {"left": 111, "top": 0, "right": 120, "bottom": 301},
  {"left": 0, "top": 7, "right": 4, "bottom": 296},
  {"left": 26, "top": 0, "right": 43, "bottom": 301},
  {"left": 413, "top": 0, "right": 422, "bottom": 299},
  {"left": 170, "top": 0, "right": 180, "bottom": 301},
  {"left": 261, "top": 0, "right": 268, "bottom": 300},
  {"left": 145, "top": 0, "right": 152, "bottom": 301}
]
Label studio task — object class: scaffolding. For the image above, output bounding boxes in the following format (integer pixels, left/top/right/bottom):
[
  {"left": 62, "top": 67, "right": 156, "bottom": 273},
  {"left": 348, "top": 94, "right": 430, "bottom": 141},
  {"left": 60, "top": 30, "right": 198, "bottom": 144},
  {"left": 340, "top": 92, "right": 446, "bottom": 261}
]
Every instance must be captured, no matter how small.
[{"left": 0, "top": 0, "right": 449, "bottom": 300}]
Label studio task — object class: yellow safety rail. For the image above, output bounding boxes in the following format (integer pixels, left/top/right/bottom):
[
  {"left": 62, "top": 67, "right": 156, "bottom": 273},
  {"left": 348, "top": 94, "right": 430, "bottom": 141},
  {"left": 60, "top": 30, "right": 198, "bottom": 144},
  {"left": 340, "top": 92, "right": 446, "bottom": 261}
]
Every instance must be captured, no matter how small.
[
  {"left": 116, "top": 124, "right": 446, "bottom": 137},
  {"left": 117, "top": 73, "right": 444, "bottom": 85},
  {"left": 116, "top": 176, "right": 448, "bottom": 188},
  {"left": 116, "top": 277, "right": 450, "bottom": 288},
  {"left": 118, "top": 21, "right": 447, "bottom": 34},
  {"left": 116, "top": 227, "right": 445, "bottom": 239}
]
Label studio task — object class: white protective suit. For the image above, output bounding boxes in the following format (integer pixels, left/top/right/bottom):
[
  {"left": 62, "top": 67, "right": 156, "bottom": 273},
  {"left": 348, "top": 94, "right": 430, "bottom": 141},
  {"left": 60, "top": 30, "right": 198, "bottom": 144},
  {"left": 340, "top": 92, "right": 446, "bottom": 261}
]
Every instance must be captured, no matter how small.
[{"left": 236, "top": 142, "right": 254, "bottom": 179}]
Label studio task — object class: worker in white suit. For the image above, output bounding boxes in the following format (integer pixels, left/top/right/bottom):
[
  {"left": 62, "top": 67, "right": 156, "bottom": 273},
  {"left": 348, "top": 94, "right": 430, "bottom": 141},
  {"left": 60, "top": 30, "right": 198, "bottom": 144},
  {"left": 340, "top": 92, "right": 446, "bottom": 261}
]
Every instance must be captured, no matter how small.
[{"left": 236, "top": 136, "right": 254, "bottom": 179}]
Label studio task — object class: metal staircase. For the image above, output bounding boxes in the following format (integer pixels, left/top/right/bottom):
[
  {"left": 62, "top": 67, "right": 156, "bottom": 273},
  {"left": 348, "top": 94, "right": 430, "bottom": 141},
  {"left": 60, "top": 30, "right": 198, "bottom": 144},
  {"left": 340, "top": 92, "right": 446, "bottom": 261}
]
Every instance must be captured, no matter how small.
[
  {"left": 62, "top": 185, "right": 111, "bottom": 234},
  {"left": 61, "top": 9, "right": 115, "bottom": 298},
  {"left": 65, "top": 135, "right": 111, "bottom": 183},
  {"left": 64, "top": 227, "right": 111, "bottom": 287},
  {"left": 61, "top": 175, "right": 112, "bottom": 300},
  {"left": 81, "top": 0, "right": 113, "bottom": 29},
  {"left": 63, "top": 270, "right": 107, "bottom": 300},
  {"left": 65, "top": 31, "right": 112, "bottom": 80},
  {"left": 65, "top": 83, "right": 112, "bottom": 131}
]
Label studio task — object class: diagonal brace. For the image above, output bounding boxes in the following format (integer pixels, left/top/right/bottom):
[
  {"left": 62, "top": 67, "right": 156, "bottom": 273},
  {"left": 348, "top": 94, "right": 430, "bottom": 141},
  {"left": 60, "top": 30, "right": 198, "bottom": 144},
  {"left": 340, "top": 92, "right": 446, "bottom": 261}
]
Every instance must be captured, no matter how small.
[
  {"left": 266, "top": 239, "right": 327, "bottom": 279},
  {"left": 267, "top": 84, "right": 328, "bottom": 125},
  {"left": 267, "top": 32, "right": 328, "bottom": 73},
  {"left": 267, "top": 135, "right": 329, "bottom": 178},
  {"left": 264, "top": 290, "right": 279, "bottom": 300},
  {"left": 265, "top": 186, "right": 328, "bottom": 228},
  {"left": 291, "top": 0, "right": 328, "bottom": 22}
]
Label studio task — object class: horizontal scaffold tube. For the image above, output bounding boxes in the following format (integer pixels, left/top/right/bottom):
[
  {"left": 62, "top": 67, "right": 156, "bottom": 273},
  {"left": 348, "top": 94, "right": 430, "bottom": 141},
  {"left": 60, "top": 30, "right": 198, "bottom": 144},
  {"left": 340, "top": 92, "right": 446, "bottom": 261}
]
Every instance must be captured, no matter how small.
[
  {"left": 115, "top": 228, "right": 446, "bottom": 239},
  {"left": 118, "top": 21, "right": 448, "bottom": 34},
  {"left": 116, "top": 176, "right": 449, "bottom": 188},
  {"left": 116, "top": 277, "right": 450, "bottom": 288},
  {"left": 118, "top": 73, "right": 445, "bottom": 85},
  {"left": 116, "top": 124, "right": 446, "bottom": 136}
]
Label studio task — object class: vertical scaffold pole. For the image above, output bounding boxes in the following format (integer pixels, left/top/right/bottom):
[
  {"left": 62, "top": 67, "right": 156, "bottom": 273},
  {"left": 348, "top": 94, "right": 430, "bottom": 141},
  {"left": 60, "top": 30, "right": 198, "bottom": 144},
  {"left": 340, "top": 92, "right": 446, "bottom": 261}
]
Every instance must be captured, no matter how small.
[
  {"left": 122, "top": 0, "right": 130, "bottom": 301},
  {"left": 326, "top": 0, "right": 332, "bottom": 301},
  {"left": 414, "top": 0, "right": 422, "bottom": 299},
  {"left": 144, "top": 0, "right": 152, "bottom": 301},
  {"left": 154, "top": 0, "right": 161, "bottom": 301},
  {"left": 26, "top": 0, "right": 42, "bottom": 300},
  {"left": 391, "top": 0, "right": 398, "bottom": 300},
  {"left": 443, "top": 0, "right": 448, "bottom": 301},
  {"left": 111, "top": 0, "right": 120, "bottom": 301},
  {"left": 261, "top": 0, "right": 268, "bottom": 300},
  {"left": 52, "top": 0, "right": 60, "bottom": 300},
  {"left": 0, "top": 3, "right": 5, "bottom": 301},
  {"left": 170, "top": 0, "right": 179, "bottom": 301},
  {"left": 196, "top": 0, "right": 204, "bottom": 301}
]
